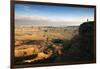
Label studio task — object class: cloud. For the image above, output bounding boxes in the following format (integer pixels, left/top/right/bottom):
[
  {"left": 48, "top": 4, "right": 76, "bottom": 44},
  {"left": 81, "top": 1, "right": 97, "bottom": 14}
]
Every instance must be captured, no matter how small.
[{"left": 15, "top": 15, "right": 48, "bottom": 21}]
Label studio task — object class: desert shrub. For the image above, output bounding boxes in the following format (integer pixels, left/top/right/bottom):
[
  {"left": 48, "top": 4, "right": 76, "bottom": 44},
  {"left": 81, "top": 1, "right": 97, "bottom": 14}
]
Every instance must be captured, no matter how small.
[
  {"left": 15, "top": 54, "right": 37, "bottom": 64},
  {"left": 52, "top": 39, "right": 63, "bottom": 44}
]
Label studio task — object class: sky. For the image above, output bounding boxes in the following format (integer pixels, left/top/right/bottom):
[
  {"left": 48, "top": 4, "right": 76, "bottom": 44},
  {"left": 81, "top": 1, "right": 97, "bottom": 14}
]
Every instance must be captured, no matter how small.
[{"left": 15, "top": 3, "right": 95, "bottom": 26}]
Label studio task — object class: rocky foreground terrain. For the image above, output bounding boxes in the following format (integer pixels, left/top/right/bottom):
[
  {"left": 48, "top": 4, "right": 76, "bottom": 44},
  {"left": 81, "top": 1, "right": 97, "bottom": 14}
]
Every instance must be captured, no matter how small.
[{"left": 15, "top": 21, "right": 95, "bottom": 65}]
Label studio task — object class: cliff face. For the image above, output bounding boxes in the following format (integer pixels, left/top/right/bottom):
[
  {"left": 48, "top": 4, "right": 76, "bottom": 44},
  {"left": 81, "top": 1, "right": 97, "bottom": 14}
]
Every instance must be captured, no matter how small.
[
  {"left": 55, "top": 21, "right": 95, "bottom": 62},
  {"left": 69, "top": 21, "right": 95, "bottom": 61},
  {"left": 79, "top": 21, "right": 95, "bottom": 60}
]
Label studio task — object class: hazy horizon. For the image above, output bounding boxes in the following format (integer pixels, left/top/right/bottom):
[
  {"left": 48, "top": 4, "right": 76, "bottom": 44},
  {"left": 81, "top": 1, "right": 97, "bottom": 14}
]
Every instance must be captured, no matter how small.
[{"left": 15, "top": 3, "right": 94, "bottom": 26}]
